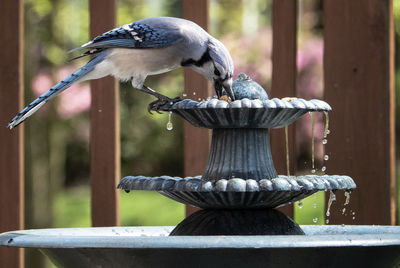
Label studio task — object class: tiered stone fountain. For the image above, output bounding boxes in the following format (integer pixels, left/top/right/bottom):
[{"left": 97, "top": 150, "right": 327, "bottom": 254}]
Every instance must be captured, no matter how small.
[{"left": 1, "top": 74, "right": 400, "bottom": 268}]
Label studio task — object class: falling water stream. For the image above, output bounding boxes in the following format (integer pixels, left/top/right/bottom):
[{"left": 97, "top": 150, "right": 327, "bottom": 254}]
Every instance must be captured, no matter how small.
[
  {"left": 326, "top": 190, "right": 337, "bottom": 218},
  {"left": 310, "top": 112, "right": 315, "bottom": 173},
  {"left": 285, "top": 126, "right": 290, "bottom": 177},
  {"left": 342, "top": 190, "right": 352, "bottom": 215}
]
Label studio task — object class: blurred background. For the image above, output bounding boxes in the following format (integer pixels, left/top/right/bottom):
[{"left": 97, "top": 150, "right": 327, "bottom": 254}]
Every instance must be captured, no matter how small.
[{"left": 21, "top": 0, "right": 399, "bottom": 267}]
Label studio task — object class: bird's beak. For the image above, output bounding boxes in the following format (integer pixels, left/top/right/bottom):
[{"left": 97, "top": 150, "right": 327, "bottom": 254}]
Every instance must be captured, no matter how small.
[{"left": 223, "top": 78, "right": 235, "bottom": 101}]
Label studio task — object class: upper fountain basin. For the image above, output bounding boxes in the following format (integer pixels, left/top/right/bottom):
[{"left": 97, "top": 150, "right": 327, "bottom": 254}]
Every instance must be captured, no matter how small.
[{"left": 169, "top": 98, "right": 331, "bottom": 129}]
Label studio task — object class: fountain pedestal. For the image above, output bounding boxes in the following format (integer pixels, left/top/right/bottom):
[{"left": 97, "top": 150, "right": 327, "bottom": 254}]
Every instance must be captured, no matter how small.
[{"left": 203, "top": 128, "right": 277, "bottom": 181}]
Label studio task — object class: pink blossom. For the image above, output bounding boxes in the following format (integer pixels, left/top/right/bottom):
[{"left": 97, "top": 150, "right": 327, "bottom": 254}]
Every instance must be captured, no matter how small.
[
  {"left": 56, "top": 66, "right": 91, "bottom": 119},
  {"left": 32, "top": 71, "right": 53, "bottom": 97}
]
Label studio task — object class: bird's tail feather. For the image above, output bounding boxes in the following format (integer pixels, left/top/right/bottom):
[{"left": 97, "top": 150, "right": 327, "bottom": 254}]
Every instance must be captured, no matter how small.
[{"left": 8, "top": 53, "right": 106, "bottom": 129}]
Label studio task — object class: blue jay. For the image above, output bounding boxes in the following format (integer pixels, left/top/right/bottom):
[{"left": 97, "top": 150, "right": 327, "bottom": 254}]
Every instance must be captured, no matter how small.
[{"left": 8, "top": 17, "right": 234, "bottom": 129}]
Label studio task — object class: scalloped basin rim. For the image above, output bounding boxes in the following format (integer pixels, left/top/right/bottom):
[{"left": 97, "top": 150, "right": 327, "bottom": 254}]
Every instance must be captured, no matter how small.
[
  {"left": 118, "top": 175, "right": 356, "bottom": 193},
  {"left": 167, "top": 98, "right": 332, "bottom": 129},
  {"left": 171, "top": 98, "right": 332, "bottom": 111}
]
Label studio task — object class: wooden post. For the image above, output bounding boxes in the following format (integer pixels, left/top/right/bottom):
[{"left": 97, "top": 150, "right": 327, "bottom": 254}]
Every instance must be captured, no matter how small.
[
  {"left": 0, "top": 0, "right": 24, "bottom": 267},
  {"left": 271, "top": 0, "right": 298, "bottom": 218},
  {"left": 182, "top": 0, "right": 211, "bottom": 216},
  {"left": 89, "top": 0, "right": 120, "bottom": 227},
  {"left": 323, "top": 0, "right": 395, "bottom": 225}
]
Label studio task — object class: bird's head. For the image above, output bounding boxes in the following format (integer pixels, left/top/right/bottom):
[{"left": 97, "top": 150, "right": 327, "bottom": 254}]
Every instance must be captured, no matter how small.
[
  {"left": 207, "top": 38, "right": 235, "bottom": 101},
  {"left": 184, "top": 38, "right": 235, "bottom": 101}
]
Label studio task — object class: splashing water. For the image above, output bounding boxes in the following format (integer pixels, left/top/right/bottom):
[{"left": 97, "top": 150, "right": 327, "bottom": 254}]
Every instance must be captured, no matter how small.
[
  {"left": 297, "top": 200, "right": 303, "bottom": 209},
  {"left": 285, "top": 126, "right": 290, "bottom": 176},
  {"left": 341, "top": 191, "right": 352, "bottom": 215},
  {"left": 326, "top": 190, "right": 337, "bottom": 217},
  {"left": 344, "top": 190, "right": 351, "bottom": 206},
  {"left": 166, "top": 112, "right": 173, "bottom": 131},
  {"left": 351, "top": 211, "right": 356, "bottom": 220}
]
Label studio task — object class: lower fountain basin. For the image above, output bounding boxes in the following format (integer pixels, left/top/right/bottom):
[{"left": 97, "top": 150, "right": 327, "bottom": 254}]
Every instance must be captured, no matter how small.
[
  {"left": 118, "top": 175, "right": 356, "bottom": 209},
  {"left": 1, "top": 225, "right": 400, "bottom": 268}
]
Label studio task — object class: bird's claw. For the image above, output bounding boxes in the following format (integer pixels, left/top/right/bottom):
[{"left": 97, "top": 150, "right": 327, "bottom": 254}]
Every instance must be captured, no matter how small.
[{"left": 147, "top": 96, "right": 182, "bottom": 114}]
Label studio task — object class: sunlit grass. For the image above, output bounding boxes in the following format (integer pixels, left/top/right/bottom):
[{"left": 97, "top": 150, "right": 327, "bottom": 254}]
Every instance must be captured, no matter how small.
[
  {"left": 294, "top": 191, "right": 325, "bottom": 225},
  {"left": 53, "top": 185, "right": 185, "bottom": 228}
]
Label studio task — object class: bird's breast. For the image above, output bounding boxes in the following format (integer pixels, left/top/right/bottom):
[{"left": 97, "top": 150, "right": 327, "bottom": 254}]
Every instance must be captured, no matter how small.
[{"left": 106, "top": 47, "right": 182, "bottom": 80}]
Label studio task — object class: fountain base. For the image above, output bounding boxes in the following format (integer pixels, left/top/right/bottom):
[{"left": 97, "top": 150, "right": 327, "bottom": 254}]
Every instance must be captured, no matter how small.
[
  {"left": 2, "top": 226, "right": 400, "bottom": 268},
  {"left": 170, "top": 209, "right": 305, "bottom": 235}
]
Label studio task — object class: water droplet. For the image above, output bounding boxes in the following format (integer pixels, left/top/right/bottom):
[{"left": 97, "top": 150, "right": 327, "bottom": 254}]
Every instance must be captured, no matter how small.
[
  {"left": 98, "top": 109, "right": 102, "bottom": 112},
  {"left": 182, "top": 93, "right": 187, "bottom": 97},
  {"left": 313, "top": 203, "right": 317, "bottom": 208},
  {"left": 313, "top": 218, "right": 318, "bottom": 223},
  {"left": 352, "top": 216, "right": 356, "bottom": 220},
  {"left": 198, "top": 98, "right": 202, "bottom": 101},
  {"left": 342, "top": 208, "right": 346, "bottom": 215},
  {"left": 311, "top": 169, "right": 316, "bottom": 174},
  {"left": 324, "top": 155, "right": 329, "bottom": 161},
  {"left": 326, "top": 219, "right": 330, "bottom": 224},
  {"left": 193, "top": 92, "right": 196, "bottom": 96},
  {"left": 166, "top": 112, "right": 173, "bottom": 131},
  {"left": 326, "top": 129, "right": 331, "bottom": 135},
  {"left": 322, "top": 139, "right": 328, "bottom": 145},
  {"left": 298, "top": 200, "right": 303, "bottom": 209},
  {"left": 322, "top": 166, "right": 326, "bottom": 172}
]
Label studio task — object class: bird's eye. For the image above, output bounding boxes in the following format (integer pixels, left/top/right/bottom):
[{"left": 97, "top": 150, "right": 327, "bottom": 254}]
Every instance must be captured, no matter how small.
[{"left": 214, "top": 68, "right": 221, "bottom": 76}]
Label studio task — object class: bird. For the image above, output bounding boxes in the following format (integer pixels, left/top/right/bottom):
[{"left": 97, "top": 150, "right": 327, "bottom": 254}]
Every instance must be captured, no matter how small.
[{"left": 8, "top": 16, "right": 235, "bottom": 129}]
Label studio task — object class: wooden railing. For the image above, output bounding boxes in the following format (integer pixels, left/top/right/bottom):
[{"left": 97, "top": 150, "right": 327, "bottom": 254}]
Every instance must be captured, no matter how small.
[{"left": 0, "top": 0, "right": 395, "bottom": 267}]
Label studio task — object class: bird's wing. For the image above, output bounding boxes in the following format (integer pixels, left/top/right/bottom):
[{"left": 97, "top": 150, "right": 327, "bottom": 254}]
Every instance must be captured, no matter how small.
[{"left": 69, "top": 22, "right": 182, "bottom": 55}]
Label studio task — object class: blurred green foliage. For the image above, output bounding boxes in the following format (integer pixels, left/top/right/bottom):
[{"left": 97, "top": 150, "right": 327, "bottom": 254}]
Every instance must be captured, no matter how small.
[{"left": 53, "top": 187, "right": 184, "bottom": 227}]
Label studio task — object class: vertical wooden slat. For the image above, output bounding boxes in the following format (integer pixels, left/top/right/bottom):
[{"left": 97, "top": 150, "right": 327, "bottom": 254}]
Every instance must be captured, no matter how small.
[
  {"left": 271, "top": 0, "right": 298, "bottom": 218},
  {"left": 324, "top": 0, "right": 395, "bottom": 225},
  {"left": 0, "top": 0, "right": 24, "bottom": 267},
  {"left": 89, "top": 0, "right": 120, "bottom": 227},
  {"left": 182, "top": 0, "right": 210, "bottom": 216}
]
